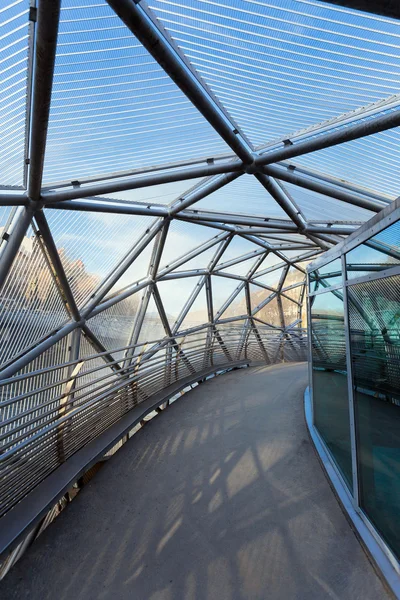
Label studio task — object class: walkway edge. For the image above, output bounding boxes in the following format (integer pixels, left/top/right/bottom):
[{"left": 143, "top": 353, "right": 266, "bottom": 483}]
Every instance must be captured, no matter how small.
[
  {"left": 304, "top": 386, "right": 400, "bottom": 600},
  {"left": 0, "top": 361, "right": 248, "bottom": 561}
]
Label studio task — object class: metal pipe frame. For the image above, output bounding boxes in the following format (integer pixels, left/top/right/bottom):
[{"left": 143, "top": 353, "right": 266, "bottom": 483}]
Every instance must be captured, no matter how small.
[
  {"left": 105, "top": 0, "right": 254, "bottom": 165},
  {"left": 43, "top": 199, "right": 359, "bottom": 235},
  {"left": 43, "top": 153, "right": 238, "bottom": 191},
  {"left": 172, "top": 276, "right": 206, "bottom": 334},
  {"left": 34, "top": 211, "right": 81, "bottom": 322},
  {"left": 27, "top": 0, "right": 61, "bottom": 201},
  {"left": 157, "top": 232, "right": 228, "bottom": 278},
  {"left": 1, "top": 0, "right": 400, "bottom": 569},
  {"left": 152, "top": 284, "right": 195, "bottom": 374},
  {"left": 261, "top": 165, "right": 386, "bottom": 214},
  {"left": 82, "top": 219, "right": 165, "bottom": 318},
  {"left": 255, "top": 109, "right": 400, "bottom": 168},
  {"left": 81, "top": 325, "right": 123, "bottom": 375},
  {"left": 169, "top": 171, "right": 243, "bottom": 215},
  {"left": 278, "top": 162, "right": 393, "bottom": 206},
  {"left": 42, "top": 160, "right": 244, "bottom": 204}
]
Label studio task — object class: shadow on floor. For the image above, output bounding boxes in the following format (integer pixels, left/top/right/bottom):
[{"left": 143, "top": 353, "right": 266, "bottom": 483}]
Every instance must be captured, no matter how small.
[{"left": 0, "top": 363, "right": 390, "bottom": 600}]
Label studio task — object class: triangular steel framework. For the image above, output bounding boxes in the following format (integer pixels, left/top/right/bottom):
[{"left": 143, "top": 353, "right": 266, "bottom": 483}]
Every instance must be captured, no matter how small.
[
  {"left": 1, "top": 1, "right": 400, "bottom": 549},
  {"left": 0, "top": 0, "right": 398, "bottom": 379}
]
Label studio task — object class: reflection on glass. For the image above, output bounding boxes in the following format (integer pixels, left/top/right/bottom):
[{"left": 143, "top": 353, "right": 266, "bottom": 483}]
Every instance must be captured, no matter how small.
[
  {"left": 309, "top": 257, "right": 343, "bottom": 292},
  {"left": 311, "top": 289, "right": 353, "bottom": 487},
  {"left": 349, "top": 274, "right": 400, "bottom": 558},
  {"left": 346, "top": 220, "right": 400, "bottom": 280}
]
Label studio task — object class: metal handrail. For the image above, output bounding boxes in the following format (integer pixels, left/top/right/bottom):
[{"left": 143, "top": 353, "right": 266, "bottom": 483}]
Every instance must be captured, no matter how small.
[{"left": 0, "top": 326, "right": 307, "bottom": 523}]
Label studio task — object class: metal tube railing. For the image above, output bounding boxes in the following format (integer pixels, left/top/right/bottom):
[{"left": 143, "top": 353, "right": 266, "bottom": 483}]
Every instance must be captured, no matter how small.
[{"left": 0, "top": 327, "right": 307, "bottom": 522}]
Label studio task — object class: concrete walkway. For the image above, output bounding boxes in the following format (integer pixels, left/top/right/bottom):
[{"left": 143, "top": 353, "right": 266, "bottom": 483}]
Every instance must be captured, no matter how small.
[{"left": 1, "top": 363, "right": 390, "bottom": 600}]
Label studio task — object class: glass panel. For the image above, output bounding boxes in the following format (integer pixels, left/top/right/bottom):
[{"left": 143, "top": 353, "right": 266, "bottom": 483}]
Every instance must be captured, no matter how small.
[
  {"left": 348, "top": 274, "right": 400, "bottom": 558},
  {"left": 311, "top": 289, "right": 352, "bottom": 488},
  {"left": 346, "top": 220, "right": 400, "bottom": 280},
  {"left": 309, "top": 257, "right": 342, "bottom": 292}
]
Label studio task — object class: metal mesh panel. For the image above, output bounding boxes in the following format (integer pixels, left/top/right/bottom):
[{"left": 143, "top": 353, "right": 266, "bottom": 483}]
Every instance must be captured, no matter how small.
[
  {"left": 86, "top": 294, "right": 141, "bottom": 361},
  {"left": 0, "top": 1, "right": 30, "bottom": 187},
  {"left": 45, "top": 208, "right": 155, "bottom": 307},
  {"left": 349, "top": 275, "right": 400, "bottom": 397},
  {"left": 0, "top": 223, "right": 69, "bottom": 367}
]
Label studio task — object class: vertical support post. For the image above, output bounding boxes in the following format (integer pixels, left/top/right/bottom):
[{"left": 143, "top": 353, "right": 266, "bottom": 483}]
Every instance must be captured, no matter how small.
[
  {"left": 207, "top": 274, "right": 232, "bottom": 362},
  {"left": 307, "top": 271, "right": 314, "bottom": 423},
  {"left": 341, "top": 254, "right": 359, "bottom": 506},
  {"left": 153, "top": 285, "right": 195, "bottom": 375},
  {"left": 23, "top": 0, "right": 36, "bottom": 188},
  {"left": 205, "top": 274, "right": 214, "bottom": 368},
  {"left": 57, "top": 328, "right": 83, "bottom": 463}
]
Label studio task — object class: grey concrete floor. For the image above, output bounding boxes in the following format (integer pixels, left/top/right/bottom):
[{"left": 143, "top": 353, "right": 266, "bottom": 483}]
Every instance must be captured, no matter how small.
[{"left": 0, "top": 363, "right": 390, "bottom": 600}]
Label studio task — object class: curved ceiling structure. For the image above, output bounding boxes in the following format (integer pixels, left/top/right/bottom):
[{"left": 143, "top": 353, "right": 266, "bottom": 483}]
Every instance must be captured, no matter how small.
[{"left": 0, "top": 0, "right": 399, "bottom": 560}]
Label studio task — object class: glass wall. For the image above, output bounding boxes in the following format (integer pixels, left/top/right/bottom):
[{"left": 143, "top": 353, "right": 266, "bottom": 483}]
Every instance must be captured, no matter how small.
[
  {"left": 348, "top": 273, "right": 400, "bottom": 557},
  {"left": 311, "top": 289, "right": 352, "bottom": 487},
  {"left": 309, "top": 216, "right": 400, "bottom": 562}
]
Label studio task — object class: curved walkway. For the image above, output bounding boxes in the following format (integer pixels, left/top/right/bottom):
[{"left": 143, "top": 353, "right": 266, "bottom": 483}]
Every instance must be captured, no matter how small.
[{"left": 1, "top": 363, "right": 389, "bottom": 600}]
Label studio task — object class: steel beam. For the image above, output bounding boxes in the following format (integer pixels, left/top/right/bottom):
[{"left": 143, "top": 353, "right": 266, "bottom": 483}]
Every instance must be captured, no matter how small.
[
  {"left": 248, "top": 252, "right": 268, "bottom": 279},
  {"left": 251, "top": 292, "right": 277, "bottom": 317},
  {"left": 159, "top": 269, "right": 208, "bottom": 281},
  {"left": 46, "top": 198, "right": 168, "bottom": 218},
  {"left": 215, "top": 281, "right": 245, "bottom": 319},
  {"left": 255, "top": 175, "right": 332, "bottom": 251},
  {"left": 178, "top": 211, "right": 299, "bottom": 230},
  {"left": 106, "top": 0, "right": 254, "bottom": 164},
  {"left": 0, "top": 194, "right": 27, "bottom": 206},
  {"left": 214, "top": 248, "right": 265, "bottom": 272},
  {"left": 262, "top": 165, "right": 385, "bottom": 213},
  {"left": 0, "top": 321, "right": 79, "bottom": 381},
  {"left": 152, "top": 285, "right": 195, "bottom": 374},
  {"left": 148, "top": 220, "right": 170, "bottom": 280},
  {"left": 170, "top": 171, "right": 243, "bottom": 215},
  {"left": 81, "top": 325, "right": 122, "bottom": 374},
  {"left": 88, "top": 279, "right": 151, "bottom": 319},
  {"left": 255, "top": 173, "right": 304, "bottom": 229},
  {"left": 44, "top": 200, "right": 357, "bottom": 234},
  {"left": 157, "top": 233, "right": 228, "bottom": 279},
  {"left": 0, "top": 206, "right": 35, "bottom": 294},
  {"left": 28, "top": 0, "right": 61, "bottom": 200},
  {"left": 34, "top": 211, "right": 81, "bottom": 321},
  {"left": 45, "top": 153, "right": 237, "bottom": 191},
  {"left": 204, "top": 276, "right": 214, "bottom": 366},
  {"left": 208, "top": 235, "right": 233, "bottom": 270},
  {"left": 172, "top": 276, "right": 206, "bottom": 333},
  {"left": 124, "top": 285, "right": 154, "bottom": 365},
  {"left": 82, "top": 220, "right": 164, "bottom": 318},
  {"left": 42, "top": 161, "right": 243, "bottom": 203},
  {"left": 255, "top": 109, "right": 400, "bottom": 167},
  {"left": 279, "top": 162, "right": 393, "bottom": 205},
  {"left": 306, "top": 233, "right": 331, "bottom": 251}
]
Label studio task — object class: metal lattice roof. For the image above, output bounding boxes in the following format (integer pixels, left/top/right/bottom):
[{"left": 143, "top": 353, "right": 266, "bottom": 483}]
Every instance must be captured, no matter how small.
[
  {"left": 0, "top": 0, "right": 399, "bottom": 371},
  {"left": 0, "top": 0, "right": 399, "bottom": 533}
]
